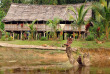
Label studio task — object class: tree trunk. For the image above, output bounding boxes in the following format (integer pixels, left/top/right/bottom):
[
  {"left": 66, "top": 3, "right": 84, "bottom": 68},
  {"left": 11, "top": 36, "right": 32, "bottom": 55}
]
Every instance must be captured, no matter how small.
[
  {"left": 66, "top": 46, "right": 79, "bottom": 66},
  {"left": 105, "top": 22, "right": 109, "bottom": 39},
  {"left": 66, "top": 46, "right": 90, "bottom": 66},
  {"left": 78, "top": 26, "right": 81, "bottom": 39},
  {"left": 31, "top": 31, "right": 33, "bottom": 40},
  {"left": 65, "top": 37, "right": 90, "bottom": 66}
]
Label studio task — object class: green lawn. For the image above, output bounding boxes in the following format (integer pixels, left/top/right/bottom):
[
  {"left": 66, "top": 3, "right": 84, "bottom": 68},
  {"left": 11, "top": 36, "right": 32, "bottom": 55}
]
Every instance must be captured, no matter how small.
[{"left": 1, "top": 40, "right": 110, "bottom": 48}]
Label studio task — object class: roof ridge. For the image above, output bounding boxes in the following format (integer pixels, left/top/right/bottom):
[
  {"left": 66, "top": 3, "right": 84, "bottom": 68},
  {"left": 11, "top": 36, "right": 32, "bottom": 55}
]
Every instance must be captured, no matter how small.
[{"left": 11, "top": 2, "right": 92, "bottom": 6}]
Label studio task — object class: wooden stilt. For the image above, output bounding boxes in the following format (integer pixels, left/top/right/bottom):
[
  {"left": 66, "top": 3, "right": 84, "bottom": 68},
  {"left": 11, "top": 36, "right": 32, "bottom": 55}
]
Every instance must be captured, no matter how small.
[
  {"left": 84, "top": 32, "right": 86, "bottom": 39},
  {"left": 44, "top": 31, "right": 45, "bottom": 37},
  {"left": 13, "top": 32, "right": 14, "bottom": 40},
  {"left": 36, "top": 32, "right": 38, "bottom": 40},
  {"left": 21, "top": 31, "right": 22, "bottom": 40},
  {"left": 65, "top": 32, "right": 67, "bottom": 40},
  {"left": 18, "top": 33, "right": 19, "bottom": 40},
  {"left": 39, "top": 33, "right": 41, "bottom": 39}
]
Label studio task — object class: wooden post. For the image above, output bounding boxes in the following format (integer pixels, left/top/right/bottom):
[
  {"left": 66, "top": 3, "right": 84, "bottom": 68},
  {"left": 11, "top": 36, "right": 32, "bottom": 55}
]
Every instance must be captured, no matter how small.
[
  {"left": 83, "top": 32, "right": 85, "bottom": 39},
  {"left": 20, "top": 31, "right": 22, "bottom": 40},
  {"left": 13, "top": 32, "right": 14, "bottom": 40},
  {"left": 17, "top": 22, "right": 18, "bottom": 30},
  {"left": 18, "top": 33, "right": 19, "bottom": 40},
  {"left": 64, "top": 32, "right": 67, "bottom": 40},
  {"left": 84, "top": 32, "right": 86, "bottom": 39},
  {"left": 27, "top": 32, "right": 29, "bottom": 40},
  {"left": 39, "top": 33, "right": 41, "bottom": 39},
  {"left": 44, "top": 31, "right": 45, "bottom": 37},
  {"left": 73, "top": 32, "right": 75, "bottom": 40},
  {"left": 36, "top": 32, "right": 38, "bottom": 40}
]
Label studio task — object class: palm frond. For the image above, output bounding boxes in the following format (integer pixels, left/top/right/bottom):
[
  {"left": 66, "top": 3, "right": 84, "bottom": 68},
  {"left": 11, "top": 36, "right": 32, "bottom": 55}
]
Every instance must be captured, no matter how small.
[
  {"left": 100, "top": 0, "right": 107, "bottom": 7},
  {"left": 108, "top": 2, "right": 110, "bottom": 12},
  {"left": 81, "top": 6, "right": 91, "bottom": 22},
  {"left": 95, "top": 11, "right": 102, "bottom": 22},
  {"left": 68, "top": 13, "right": 75, "bottom": 21},
  {"left": 31, "top": 19, "right": 37, "bottom": 26},
  {"left": 106, "top": 12, "right": 110, "bottom": 21},
  {"left": 68, "top": 6, "right": 77, "bottom": 19},
  {"left": 78, "top": 5, "right": 84, "bottom": 20},
  {"left": 48, "top": 22, "right": 53, "bottom": 28},
  {"left": 92, "top": 2, "right": 106, "bottom": 18}
]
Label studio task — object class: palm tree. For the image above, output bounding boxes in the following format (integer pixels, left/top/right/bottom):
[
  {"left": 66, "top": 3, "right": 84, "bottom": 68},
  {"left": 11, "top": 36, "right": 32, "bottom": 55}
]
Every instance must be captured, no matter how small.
[
  {"left": 68, "top": 4, "right": 91, "bottom": 39},
  {"left": 46, "top": 18, "right": 61, "bottom": 40},
  {"left": 92, "top": 0, "right": 110, "bottom": 39}
]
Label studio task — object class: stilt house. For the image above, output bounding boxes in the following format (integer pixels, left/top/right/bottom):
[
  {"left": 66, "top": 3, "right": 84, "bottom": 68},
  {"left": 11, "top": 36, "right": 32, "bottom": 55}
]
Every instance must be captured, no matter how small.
[{"left": 2, "top": 3, "right": 91, "bottom": 39}]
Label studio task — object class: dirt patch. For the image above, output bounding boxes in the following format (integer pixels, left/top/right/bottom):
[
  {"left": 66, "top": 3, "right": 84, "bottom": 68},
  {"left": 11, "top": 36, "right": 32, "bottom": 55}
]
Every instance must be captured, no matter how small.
[
  {"left": 81, "top": 49, "right": 110, "bottom": 67},
  {"left": 0, "top": 47, "right": 68, "bottom": 67}
]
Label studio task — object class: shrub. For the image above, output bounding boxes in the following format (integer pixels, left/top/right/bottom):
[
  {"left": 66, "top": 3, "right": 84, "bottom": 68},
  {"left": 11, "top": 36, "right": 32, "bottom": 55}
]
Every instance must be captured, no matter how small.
[
  {"left": 97, "top": 33, "right": 105, "bottom": 41},
  {"left": 86, "top": 34, "right": 94, "bottom": 41},
  {"left": 8, "top": 37, "right": 13, "bottom": 41},
  {"left": 40, "top": 37, "right": 47, "bottom": 41},
  {"left": 1, "top": 36, "right": 5, "bottom": 41}
]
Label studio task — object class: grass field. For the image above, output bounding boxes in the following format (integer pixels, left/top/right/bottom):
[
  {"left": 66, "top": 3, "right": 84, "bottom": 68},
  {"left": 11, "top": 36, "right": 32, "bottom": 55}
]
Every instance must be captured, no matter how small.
[{"left": 1, "top": 40, "right": 110, "bottom": 48}]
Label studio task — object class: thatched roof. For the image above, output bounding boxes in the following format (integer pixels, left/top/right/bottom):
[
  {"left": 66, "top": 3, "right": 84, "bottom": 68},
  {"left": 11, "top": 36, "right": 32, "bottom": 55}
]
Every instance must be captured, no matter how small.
[{"left": 2, "top": 3, "right": 92, "bottom": 22}]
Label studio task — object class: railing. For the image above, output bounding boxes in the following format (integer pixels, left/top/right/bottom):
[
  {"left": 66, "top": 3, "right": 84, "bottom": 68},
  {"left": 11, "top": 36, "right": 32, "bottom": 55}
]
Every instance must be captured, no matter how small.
[{"left": 5, "top": 24, "right": 85, "bottom": 31}]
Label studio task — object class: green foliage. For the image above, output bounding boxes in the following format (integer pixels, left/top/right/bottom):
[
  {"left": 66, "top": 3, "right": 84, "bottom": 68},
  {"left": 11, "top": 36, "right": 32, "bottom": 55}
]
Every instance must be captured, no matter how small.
[
  {"left": 27, "top": 32, "right": 32, "bottom": 40},
  {"left": 26, "top": 20, "right": 37, "bottom": 40},
  {"left": 1, "top": 32, "right": 13, "bottom": 41},
  {"left": 0, "top": 21, "right": 4, "bottom": 30},
  {"left": 60, "top": 34, "right": 63, "bottom": 41},
  {"left": 97, "top": 33, "right": 105, "bottom": 41},
  {"left": 46, "top": 18, "right": 61, "bottom": 40},
  {"left": 48, "top": 32, "right": 54, "bottom": 40},
  {"left": 68, "top": 4, "right": 91, "bottom": 39},
  {"left": 68, "top": 4, "right": 91, "bottom": 26},
  {"left": 89, "top": 21, "right": 104, "bottom": 38},
  {"left": 0, "top": 11, "right": 5, "bottom": 20},
  {"left": 67, "top": 33, "right": 72, "bottom": 38},
  {"left": 1, "top": 36, "right": 5, "bottom": 41},
  {"left": 0, "top": 0, "right": 11, "bottom": 13},
  {"left": 0, "top": 10, "right": 5, "bottom": 30},
  {"left": 45, "top": 31, "right": 49, "bottom": 40},
  {"left": 86, "top": 34, "right": 94, "bottom": 41},
  {"left": 92, "top": 0, "right": 110, "bottom": 39},
  {"left": 46, "top": 18, "right": 61, "bottom": 31},
  {"left": 8, "top": 36, "right": 13, "bottom": 41},
  {"left": 40, "top": 37, "right": 47, "bottom": 41}
]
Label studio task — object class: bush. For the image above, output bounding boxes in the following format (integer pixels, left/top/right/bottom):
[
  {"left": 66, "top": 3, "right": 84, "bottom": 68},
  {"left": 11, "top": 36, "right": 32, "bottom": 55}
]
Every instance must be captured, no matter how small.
[
  {"left": 97, "top": 33, "right": 105, "bottom": 41},
  {"left": 40, "top": 37, "right": 47, "bottom": 41},
  {"left": 8, "top": 37, "right": 13, "bottom": 41},
  {"left": 86, "top": 34, "right": 94, "bottom": 41},
  {"left": 1, "top": 36, "right": 5, "bottom": 41}
]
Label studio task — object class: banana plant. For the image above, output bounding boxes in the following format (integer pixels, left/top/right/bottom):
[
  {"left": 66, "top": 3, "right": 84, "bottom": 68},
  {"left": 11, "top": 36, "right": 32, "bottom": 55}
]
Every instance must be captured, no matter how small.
[
  {"left": 46, "top": 17, "right": 61, "bottom": 40},
  {"left": 26, "top": 19, "right": 37, "bottom": 40}
]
